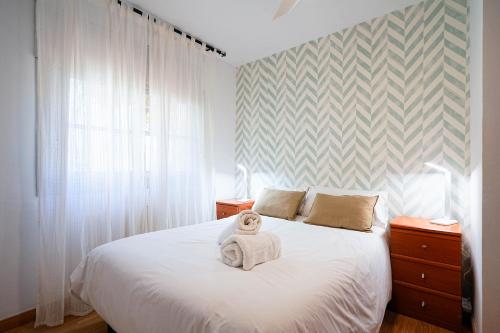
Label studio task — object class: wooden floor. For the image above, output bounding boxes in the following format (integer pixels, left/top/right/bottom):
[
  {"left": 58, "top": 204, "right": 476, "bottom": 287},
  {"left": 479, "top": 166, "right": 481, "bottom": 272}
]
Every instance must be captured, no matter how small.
[
  {"left": 380, "top": 311, "right": 456, "bottom": 333},
  {"left": 5, "top": 314, "right": 106, "bottom": 333},
  {"left": 5, "top": 310, "right": 467, "bottom": 333}
]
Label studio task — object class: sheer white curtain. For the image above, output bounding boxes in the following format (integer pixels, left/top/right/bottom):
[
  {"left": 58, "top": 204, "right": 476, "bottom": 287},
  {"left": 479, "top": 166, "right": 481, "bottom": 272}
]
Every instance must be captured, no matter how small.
[
  {"left": 36, "top": 0, "right": 148, "bottom": 326},
  {"left": 37, "top": 0, "right": 217, "bottom": 326},
  {"left": 148, "top": 22, "right": 216, "bottom": 230}
]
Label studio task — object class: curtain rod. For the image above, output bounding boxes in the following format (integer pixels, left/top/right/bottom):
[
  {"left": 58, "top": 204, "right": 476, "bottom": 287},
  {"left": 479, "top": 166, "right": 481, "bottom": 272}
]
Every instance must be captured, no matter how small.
[{"left": 117, "top": 0, "right": 226, "bottom": 58}]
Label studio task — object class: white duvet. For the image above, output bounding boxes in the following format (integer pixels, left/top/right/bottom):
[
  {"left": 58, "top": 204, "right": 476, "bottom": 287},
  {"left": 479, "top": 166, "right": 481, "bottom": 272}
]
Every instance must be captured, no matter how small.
[{"left": 70, "top": 216, "right": 392, "bottom": 333}]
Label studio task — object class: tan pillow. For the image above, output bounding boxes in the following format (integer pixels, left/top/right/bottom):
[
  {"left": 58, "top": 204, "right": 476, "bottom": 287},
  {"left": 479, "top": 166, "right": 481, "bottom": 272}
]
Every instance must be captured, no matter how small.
[
  {"left": 253, "top": 188, "right": 306, "bottom": 220},
  {"left": 305, "top": 194, "right": 378, "bottom": 231}
]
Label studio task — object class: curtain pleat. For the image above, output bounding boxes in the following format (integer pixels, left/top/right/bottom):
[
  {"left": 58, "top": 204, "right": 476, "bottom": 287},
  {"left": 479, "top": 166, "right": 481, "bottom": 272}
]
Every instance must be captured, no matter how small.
[
  {"left": 148, "top": 23, "right": 216, "bottom": 230},
  {"left": 36, "top": 0, "right": 148, "bottom": 326}
]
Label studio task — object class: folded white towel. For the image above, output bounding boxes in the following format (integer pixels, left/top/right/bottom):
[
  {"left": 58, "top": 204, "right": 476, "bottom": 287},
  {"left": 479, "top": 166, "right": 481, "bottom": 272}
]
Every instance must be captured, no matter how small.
[
  {"left": 217, "top": 210, "right": 262, "bottom": 245},
  {"left": 220, "top": 232, "right": 281, "bottom": 271}
]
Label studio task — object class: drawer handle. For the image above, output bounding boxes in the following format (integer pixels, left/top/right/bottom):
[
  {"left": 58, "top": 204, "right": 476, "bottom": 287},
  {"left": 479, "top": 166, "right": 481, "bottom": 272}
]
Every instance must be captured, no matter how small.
[
  {"left": 421, "top": 244, "right": 428, "bottom": 249},
  {"left": 421, "top": 273, "right": 425, "bottom": 279},
  {"left": 421, "top": 301, "right": 426, "bottom": 308}
]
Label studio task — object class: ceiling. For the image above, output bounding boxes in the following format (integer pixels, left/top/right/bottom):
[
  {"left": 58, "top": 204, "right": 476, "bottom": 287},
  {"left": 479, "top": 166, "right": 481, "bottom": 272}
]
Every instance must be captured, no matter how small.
[{"left": 131, "top": 0, "right": 421, "bottom": 66}]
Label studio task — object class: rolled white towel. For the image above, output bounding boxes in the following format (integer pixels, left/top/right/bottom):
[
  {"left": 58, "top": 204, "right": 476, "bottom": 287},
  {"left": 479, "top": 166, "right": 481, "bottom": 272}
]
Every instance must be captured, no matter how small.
[
  {"left": 217, "top": 210, "right": 262, "bottom": 245},
  {"left": 237, "top": 210, "right": 262, "bottom": 234},
  {"left": 220, "top": 232, "right": 281, "bottom": 271}
]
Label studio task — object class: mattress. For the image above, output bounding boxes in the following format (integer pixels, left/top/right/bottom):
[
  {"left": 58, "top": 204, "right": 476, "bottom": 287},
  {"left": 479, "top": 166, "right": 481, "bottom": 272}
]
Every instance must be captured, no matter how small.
[{"left": 70, "top": 216, "right": 392, "bottom": 333}]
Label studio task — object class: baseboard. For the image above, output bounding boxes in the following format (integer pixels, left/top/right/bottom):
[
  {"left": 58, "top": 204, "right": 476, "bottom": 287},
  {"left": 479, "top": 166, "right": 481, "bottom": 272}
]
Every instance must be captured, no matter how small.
[{"left": 0, "top": 309, "right": 36, "bottom": 333}]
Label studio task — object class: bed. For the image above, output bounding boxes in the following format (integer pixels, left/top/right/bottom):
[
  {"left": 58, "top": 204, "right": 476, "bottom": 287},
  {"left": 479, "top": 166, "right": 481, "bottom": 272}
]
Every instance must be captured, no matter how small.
[{"left": 70, "top": 215, "right": 392, "bottom": 333}]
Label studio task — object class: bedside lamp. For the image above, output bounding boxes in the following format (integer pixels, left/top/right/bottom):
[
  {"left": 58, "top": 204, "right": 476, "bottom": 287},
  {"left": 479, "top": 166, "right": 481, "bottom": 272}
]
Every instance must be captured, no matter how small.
[
  {"left": 424, "top": 162, "right": 456, "bottom": 225},
  {"left": 237, "top": 164, "right": 250, "bottom": 201}
]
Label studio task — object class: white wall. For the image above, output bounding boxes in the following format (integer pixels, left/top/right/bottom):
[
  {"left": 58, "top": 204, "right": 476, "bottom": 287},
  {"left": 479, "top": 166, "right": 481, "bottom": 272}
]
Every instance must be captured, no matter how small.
[
  {"left": 470, "top": 1, "right": 500, "bottom": 331},
  {"left": 469, "top": 0, "right": 483, "bottom": 331},
  {"left": 0, "top": 0, "right": 39, "bottom": 321},
  {"left": 212, "top": 60, "right": 237, "bottom": 200},
  {"left": 482, "top": 0, "right": 500, "bottom": 331}
]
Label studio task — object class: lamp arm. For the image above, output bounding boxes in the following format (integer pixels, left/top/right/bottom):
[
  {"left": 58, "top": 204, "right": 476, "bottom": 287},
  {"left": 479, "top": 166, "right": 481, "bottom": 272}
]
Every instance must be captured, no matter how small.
[
  {"left": 243, "top": 169, "right": 249, "bottom": 200},
  {"left": 444, "top": 171, "right": 452, "bottom": 219},
  {"left": 237, "top": 164, "right": 249, "bottom": 200}
]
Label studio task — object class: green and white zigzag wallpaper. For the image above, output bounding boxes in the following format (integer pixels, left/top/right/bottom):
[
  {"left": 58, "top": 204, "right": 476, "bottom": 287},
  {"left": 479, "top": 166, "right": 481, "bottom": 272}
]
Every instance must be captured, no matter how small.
[{"left": 235, "top": 0, "right": 469, "bottom": 221}]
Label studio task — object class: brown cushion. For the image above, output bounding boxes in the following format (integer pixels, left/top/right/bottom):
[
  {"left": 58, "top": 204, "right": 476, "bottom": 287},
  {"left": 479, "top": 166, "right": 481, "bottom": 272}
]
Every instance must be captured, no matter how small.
[
  {"left": 252, "top": 188, "right": 306, "bottom": 220},
  {"left": 304, "top": 194, "right": 378, "bottom": 231}
]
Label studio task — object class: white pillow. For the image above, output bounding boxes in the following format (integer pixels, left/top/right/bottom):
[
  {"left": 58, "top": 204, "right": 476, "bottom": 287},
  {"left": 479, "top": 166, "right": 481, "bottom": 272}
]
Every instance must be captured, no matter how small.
[{"left": 299, "top": 186, "right": 389, "bottom": 227}]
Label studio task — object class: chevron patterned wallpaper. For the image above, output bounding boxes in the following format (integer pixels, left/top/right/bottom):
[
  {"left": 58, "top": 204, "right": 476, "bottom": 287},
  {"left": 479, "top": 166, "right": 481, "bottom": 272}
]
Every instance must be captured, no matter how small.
[{"left": 235, "top": 0, "right": 470, "bottom": 222}]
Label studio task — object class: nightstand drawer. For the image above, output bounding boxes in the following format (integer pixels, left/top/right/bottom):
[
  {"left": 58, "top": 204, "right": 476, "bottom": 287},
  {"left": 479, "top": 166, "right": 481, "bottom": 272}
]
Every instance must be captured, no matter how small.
[
  {"left": 392, "top": 283, "right": 461, "bottom": 332},
  {"left": 391, "top": 229, "right": 461, "bottom": 266},
  {"left": 391, "top": 256, "right": 461, "bottom": 295},
  {"left": 217, "top": 204, "right": 239, "bottom": 219}
]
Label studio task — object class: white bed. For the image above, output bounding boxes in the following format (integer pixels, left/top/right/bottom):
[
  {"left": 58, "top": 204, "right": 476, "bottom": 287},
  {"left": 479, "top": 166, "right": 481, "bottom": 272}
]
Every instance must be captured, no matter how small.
[{"left": 71, "top": 216, "right": 392, "bottom": 333}]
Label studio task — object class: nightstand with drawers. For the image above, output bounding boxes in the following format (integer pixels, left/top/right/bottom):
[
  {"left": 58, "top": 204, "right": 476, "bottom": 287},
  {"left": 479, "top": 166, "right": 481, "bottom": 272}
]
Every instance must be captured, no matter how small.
[
  {"left": 390, "top": 216, "right": 462, "bottom": 332},
  {"left": 216, "top": 199, "right": 255, "bottom": 220}
]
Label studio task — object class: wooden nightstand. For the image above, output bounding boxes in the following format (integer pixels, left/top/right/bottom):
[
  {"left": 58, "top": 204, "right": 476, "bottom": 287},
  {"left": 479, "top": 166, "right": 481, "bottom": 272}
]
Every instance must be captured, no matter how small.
[
  {"left": 216, "top": 199, "right": 255, "bottom": 220},
  {"left": 390, "top": 216, "right": 462, "bottom": 332}
]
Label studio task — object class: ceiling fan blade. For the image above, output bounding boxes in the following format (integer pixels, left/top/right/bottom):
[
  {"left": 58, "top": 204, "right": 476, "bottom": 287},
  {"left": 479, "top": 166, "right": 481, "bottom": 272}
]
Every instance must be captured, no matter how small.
[{"left": 272, "top": 0, "right": 300, "bottom": 20}]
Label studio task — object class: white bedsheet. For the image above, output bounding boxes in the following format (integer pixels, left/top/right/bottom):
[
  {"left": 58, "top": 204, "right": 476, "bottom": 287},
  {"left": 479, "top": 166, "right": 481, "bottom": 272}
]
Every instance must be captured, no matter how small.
[{"left": 70, "top": 216, "right": 392, "bottom": 333}]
